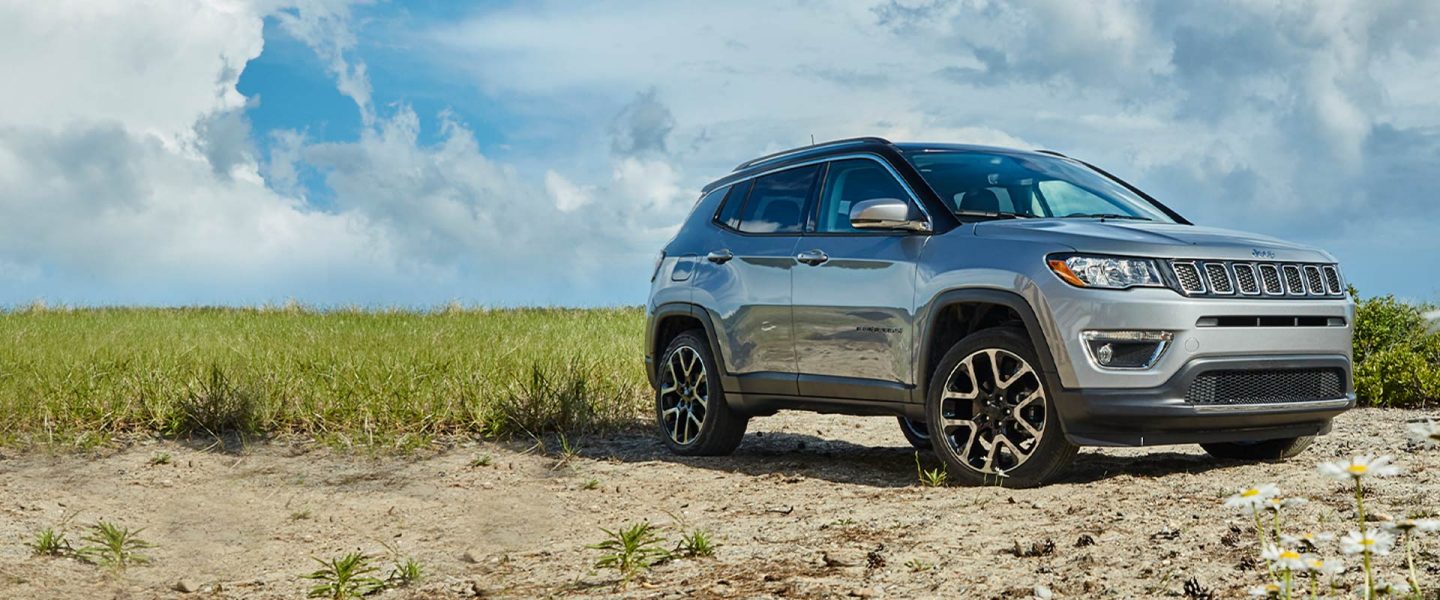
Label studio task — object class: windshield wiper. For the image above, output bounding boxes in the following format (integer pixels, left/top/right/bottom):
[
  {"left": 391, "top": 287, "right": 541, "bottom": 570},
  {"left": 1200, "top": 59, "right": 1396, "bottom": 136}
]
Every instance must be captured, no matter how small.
[
  {"left": 1062, "top": 213, "right": 1152, "bottom": 221},
  {"left": 954, "top": 210, "right": 1036, "bottom": 220}
]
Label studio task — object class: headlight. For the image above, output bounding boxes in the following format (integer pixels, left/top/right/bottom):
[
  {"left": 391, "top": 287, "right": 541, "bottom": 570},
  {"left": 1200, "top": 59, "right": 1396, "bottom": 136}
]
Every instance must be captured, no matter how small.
[{"left": 1047, "top": 254, "right": 1163, "bottom": 289}]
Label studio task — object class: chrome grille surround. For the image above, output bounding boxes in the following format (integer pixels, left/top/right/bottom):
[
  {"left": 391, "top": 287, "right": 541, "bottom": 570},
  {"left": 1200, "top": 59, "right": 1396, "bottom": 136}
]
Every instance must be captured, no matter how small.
[
  {"left": 1168, "top": 260, "right": 1345, "bottom": 299},
  {"left": 1203, "top": 263, "right": 1234, "bottom": 294},
  {"left": 1232, "top": 264, "right": 1260, "bottom": 295},
  {"left": 1258, "top": 264, "right": 1284, "bottom": 295}
]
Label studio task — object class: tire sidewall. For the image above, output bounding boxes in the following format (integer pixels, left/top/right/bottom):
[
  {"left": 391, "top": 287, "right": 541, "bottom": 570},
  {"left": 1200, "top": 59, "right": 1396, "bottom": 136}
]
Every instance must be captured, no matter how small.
[
  {"left": 924, "top": 327, "right": 1075, "bottom": 487},
  {"left": 655, "top": 331, "right": 733, "bottom": 454}
]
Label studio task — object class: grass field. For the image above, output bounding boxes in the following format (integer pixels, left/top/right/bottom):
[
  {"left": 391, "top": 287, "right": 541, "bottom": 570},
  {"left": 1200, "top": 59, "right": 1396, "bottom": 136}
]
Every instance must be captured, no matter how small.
[{"left": 0, "top": 305, "right": 648, "bottom": 448}]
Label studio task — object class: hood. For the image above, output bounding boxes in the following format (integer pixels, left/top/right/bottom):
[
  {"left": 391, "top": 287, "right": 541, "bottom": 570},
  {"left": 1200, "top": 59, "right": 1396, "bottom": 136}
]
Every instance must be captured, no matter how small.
[{"left": 972, "top": 219, "right": 1335, "bottom": 262}]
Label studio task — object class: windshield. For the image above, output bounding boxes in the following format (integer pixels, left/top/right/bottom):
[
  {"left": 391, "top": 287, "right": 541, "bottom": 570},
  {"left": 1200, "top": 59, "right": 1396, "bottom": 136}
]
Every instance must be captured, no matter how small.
[{"left": 903, "top": 151, "right": 1176, "bottom": 223}]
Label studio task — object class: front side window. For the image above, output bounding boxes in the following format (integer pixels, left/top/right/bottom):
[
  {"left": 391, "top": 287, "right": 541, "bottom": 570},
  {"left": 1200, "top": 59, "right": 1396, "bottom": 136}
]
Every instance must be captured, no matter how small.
[
  {"left": 814, "top": 159, "right": 911, "bottom": 233},
  {"left": 736, "top": 165, "right": 820, "bottom": 233},
  {"left": 905, "top": 151, "right": 1175, "bottom": 222}
]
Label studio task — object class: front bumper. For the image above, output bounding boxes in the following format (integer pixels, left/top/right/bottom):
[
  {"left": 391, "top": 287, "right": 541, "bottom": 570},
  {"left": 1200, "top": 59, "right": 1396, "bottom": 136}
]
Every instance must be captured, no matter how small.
[{"left": 1054, "top": 355, "right": 1354, "bottom": 446}]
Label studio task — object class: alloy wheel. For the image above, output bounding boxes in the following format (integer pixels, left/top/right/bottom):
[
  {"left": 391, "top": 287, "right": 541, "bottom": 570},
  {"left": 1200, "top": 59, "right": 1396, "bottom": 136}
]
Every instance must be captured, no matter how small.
[
  {"left": 937, "top": 348, "right": 1048, "bottom": 474},
  {"left": 658, "top": 345, "right": 708, "bottom": 445}
]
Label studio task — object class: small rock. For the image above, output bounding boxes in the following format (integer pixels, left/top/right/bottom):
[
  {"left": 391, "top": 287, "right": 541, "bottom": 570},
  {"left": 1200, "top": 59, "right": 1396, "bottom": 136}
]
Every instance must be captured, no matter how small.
[
  {"left": 173, "top": 580, "right": 200, "bottom": 594},
  {"left": 823, "top": 549, "right": 866, "bottom": 568},
  {"left": 461, "top": 549, "right": 482, "bottom": 563},
  {"left": 848, "top": 587, "right": 875, "bottom": 598}
]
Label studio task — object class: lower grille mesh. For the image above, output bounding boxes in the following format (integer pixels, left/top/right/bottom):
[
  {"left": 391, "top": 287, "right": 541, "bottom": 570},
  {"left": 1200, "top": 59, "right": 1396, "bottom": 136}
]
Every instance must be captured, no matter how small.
[{"left": 1186, "top": 368, "right": 1344, "bottom": 405}]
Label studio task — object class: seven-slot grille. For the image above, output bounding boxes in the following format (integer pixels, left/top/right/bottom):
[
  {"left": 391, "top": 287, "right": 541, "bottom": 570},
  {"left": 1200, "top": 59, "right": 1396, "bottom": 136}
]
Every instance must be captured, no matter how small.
[
  {"left": 1186, "top": 368, "right": 1345, "bottom": 405},
  {"left": 1169, "top": 260, "right": 1344, "bottom": 298}
]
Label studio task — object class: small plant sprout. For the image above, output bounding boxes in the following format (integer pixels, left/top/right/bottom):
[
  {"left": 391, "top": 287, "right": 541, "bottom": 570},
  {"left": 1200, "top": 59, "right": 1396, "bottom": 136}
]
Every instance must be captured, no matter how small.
[
  {"left": 32, "top": 527, "right": 72, "bottom": 556},
  {"left": 914, "top": 452, "right": 947, "bottom": 487},
  {"left": 469, "top": 454, "right": 493, "bottom": 468},
  {"left": 388, "top": 557, "right": 422, "bottom": 586},
  {"left": 582, "top": 478, "right": 601, "bottom": 490},
  {"left": 675, "top": 529, "right": 716, "bottom": 558},
  {"left": 588, "top": 522, "right": 671, "bottom": 583},
  {"left": 303, "top": 552, "right": 385, "bottom": 599},
  {"left": 78, "top": 521, "right": 154, "bottom": 569},
  {"left": 904, "top": 557, "right": 932, "bottom": 572},
  {"left": 148, "top": 452, "right": 172, "bottom": 466},
  {"left": 553, "top": 433, "right": 581, "bottom": 469}
]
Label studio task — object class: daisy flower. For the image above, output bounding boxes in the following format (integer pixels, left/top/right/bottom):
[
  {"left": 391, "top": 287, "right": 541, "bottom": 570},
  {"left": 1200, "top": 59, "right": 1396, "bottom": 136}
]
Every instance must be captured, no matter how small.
[
  {"left": 1248, "top": 582, "right": 1281, "bottom": 597},
  {"left": 1409, "top": 419, "right": 1440, "bottom": 447},
  {"left": 1340, "top": 529, "right": 1395, "bottom": 556},
  {"left": 1302, "top": 555, "right": 1343, "bottom": 577},
  {"left": 1225, "top": 483, "right": 1280, "bottom": 511},
  {"left": 1318, "top": 455, "right": 1401, "bottom": 481},
  {"left": 1260, "top": 544, "right": 1306, "bottom": 571},
  {"left": 1263, "top": 496, "right": 1307, "bottom": 513},
  {"left": 1280, "top": 531, "right": 1334, "bottom": 550},
  {"left": 1416, "top": 517, "right": 1440, "bottom": 533}
]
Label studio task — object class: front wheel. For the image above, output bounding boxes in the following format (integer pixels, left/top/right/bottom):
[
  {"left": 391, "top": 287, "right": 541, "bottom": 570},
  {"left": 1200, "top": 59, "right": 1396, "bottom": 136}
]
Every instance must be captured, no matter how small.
[
  {"left": 655, "top": 330, "right": 748, "bottom": 456},
  {"left": 925, "top": 327, "right": 1077, "bottom": 488},
  {"left": 1201, "top": 436, "right": 1314, "bottom": 461}
]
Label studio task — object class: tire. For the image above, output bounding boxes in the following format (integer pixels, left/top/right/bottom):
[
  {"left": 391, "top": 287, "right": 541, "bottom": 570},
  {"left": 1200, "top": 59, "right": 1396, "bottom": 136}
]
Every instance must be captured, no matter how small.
[
  {"left": 897, "top": 417, "right": 932, "bottom": 451},
  {"left": 1201, "top": 436, "right": 1314, "bottom": 461},
  {"left": 655, "top": 330, "right": 748, "bottom": 456},
  {"left": 925, "top": 327, "right": 1078, "bottom": 488}
]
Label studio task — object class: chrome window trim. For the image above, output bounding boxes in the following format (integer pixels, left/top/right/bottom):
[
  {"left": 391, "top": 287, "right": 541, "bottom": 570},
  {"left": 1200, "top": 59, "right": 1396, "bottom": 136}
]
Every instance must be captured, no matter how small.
[{"left": 713, "top": 152, "right": 934, "bottom": 228}]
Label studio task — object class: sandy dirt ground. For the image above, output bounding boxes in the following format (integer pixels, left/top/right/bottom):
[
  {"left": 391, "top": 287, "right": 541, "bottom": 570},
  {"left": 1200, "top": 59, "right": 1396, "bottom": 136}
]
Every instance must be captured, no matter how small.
[{"left": 1, "top": 408, "right": 1437, "bottom": 599}]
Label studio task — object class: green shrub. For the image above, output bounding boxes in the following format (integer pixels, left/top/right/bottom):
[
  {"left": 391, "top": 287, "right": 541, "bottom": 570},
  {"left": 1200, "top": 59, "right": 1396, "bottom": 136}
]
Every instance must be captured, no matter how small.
[{"left": 1351, "top": 289, "right": 1440, "bottom": 407}]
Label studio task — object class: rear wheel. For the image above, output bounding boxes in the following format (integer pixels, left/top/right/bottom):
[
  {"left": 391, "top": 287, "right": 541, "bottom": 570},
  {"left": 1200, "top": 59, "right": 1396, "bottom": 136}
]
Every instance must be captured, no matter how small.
[
  {"left": 897, "top": 417, "right": 931, "bottom": 451},
  {"left": 925, "top": 327, "right": 1077, "bottom": 488},
  {"left": 1201, "top": 436, "right": 1314, "bottom": 460},
  {"left": 655, "top": 331, "right": 748, "bottom": 456}
]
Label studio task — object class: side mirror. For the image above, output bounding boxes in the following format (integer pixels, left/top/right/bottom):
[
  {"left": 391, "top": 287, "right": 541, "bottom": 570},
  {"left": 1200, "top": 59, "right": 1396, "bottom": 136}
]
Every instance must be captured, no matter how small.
[{"left": 849, "top": 198, "right": 931, "bottom": 232}]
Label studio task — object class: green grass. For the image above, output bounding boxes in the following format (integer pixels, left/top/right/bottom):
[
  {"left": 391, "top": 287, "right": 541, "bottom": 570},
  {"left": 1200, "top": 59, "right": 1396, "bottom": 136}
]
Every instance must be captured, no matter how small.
[{"left": 0, "top": 305, "right": 647, "bottom": 448}]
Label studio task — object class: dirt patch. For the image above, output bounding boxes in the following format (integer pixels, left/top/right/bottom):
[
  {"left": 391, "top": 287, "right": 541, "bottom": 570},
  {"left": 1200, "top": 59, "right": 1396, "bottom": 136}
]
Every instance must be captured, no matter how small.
[{"left": 1, "top": 408, "right": 1436, "bottom": 598}]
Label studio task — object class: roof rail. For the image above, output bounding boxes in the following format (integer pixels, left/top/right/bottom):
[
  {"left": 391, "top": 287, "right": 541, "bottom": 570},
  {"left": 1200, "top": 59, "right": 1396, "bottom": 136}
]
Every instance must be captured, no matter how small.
[
  {"left": 1036, "top": 149, "right": 1069, "bottom": 158},
  {"left": 734, "top": 136, "right": 893, "bottom": 171}
]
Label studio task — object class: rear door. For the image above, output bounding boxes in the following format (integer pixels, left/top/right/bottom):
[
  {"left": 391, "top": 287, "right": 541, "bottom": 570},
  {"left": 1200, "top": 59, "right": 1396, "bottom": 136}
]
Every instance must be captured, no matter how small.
[
  {"left": 690, "top": 165, "right": 823, "bottom": 396},
  {"left": 791, "top": 157, "right": 928, "bottom": 402}
]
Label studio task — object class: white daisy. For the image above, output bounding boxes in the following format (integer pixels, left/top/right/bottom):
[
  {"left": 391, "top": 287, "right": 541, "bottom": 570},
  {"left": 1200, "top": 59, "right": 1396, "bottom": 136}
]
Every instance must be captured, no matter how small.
[
  {"left": 1261, "top": 544, "right": 1307, "bottom": 571},
  {"left": 1302, "top": 555, "right": 1344, "bottom": 576},
  {"left": 1226, "top": 483, "right": 1280, "bottom": 510},
  {"left": 1248, "top": 582, "right": 1282, "bottom": 598},
  {"left": 1280, "top": 531, "right": 1334, "bottom": 550},
  {"left": 1263, "top": 496, "right": 1308, "bottom": 513},
  {"left": 1340, "top": 529, "right": 1395, "bottom": 556},
  {"left": 1318, "top": 455, "right": 1402, "bottom": 481},
  {"left": 1409, "top": 419, "right": 1440, "bottom": 447},
  {"left": 1416, "top": 518, "right": 1440, "bottom": 533}
]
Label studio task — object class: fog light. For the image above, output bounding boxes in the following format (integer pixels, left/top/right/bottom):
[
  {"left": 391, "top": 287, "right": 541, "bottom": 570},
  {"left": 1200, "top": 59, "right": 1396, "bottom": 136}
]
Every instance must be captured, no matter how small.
[
  {"left": 1095, "top": 343, "right": 1114, "bottom": 366},
  {"left": 1082, "top": 331, "right": 1172, "bottom": 369}
]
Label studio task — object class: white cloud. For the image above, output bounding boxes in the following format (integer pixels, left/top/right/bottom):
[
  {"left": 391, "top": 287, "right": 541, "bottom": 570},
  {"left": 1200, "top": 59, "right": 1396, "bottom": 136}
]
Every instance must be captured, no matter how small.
[{"left": 4, "top": 0, "right": 1440, "bottom": 305}]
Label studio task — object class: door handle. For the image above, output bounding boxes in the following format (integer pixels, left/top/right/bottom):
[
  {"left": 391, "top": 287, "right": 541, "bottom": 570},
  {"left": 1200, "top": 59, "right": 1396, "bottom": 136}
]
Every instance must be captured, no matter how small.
[
  {"left": 796, "top": 249, "right": 829, "bottom": 266},
  {"left": 705, "top": 249, "right": 734, "bottom": 264}
]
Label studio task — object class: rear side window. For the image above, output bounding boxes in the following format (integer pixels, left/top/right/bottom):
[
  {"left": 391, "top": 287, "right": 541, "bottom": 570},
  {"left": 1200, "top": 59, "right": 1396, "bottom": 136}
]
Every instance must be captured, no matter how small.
[
  {"left": 713, "top": 180, "right": 751, "bottom": 229},
  {"left": 736, "top": 165, "right": 820, "bottom": 234}
]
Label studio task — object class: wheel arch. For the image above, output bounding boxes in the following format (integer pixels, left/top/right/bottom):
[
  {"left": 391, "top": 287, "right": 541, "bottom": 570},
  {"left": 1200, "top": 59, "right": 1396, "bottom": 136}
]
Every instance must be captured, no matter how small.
[
  {"left": 648, "top": 303, "right": 728, "bottom": 389},
  {"left": 916, "top": 288, "right": 1064, "bottom": 402}
]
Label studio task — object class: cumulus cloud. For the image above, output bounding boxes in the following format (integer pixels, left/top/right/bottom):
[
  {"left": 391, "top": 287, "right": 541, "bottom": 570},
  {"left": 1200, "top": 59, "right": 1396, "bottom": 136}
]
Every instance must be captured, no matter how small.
[{"left": 4, "top": 0, "right": 1440, "bottom": 304}]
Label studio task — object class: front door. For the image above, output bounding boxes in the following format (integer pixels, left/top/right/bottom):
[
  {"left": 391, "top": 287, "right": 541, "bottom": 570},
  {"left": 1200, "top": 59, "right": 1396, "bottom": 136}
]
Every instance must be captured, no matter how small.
[{"left": 792, "top": 158, "right": 927, "bottom": 402}]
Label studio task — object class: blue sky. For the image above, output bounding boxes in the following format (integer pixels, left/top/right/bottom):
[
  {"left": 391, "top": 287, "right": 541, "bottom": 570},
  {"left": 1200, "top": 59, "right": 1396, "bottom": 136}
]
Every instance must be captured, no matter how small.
[{"left": 2, "top": 1, "right": 1440, "bottom": 306}]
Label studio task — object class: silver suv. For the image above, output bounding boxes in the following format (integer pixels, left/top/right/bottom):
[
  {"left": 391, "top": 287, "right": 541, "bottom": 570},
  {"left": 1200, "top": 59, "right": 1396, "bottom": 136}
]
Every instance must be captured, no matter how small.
[{"left": 645, "top": 137, "right": 1354, "bottom": 487}]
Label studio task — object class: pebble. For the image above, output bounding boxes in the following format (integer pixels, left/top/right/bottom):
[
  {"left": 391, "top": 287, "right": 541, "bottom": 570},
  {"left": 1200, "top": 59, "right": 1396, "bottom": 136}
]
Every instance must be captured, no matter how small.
[{"left": 173, "top": 579, "right": 199, "bottom": 593}]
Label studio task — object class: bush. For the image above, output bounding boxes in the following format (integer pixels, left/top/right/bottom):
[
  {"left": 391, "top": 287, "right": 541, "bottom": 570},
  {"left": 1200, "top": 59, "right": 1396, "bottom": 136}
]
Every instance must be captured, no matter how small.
[{"left": 1351, "top": 289, "right": 1440, "bottom": 407}]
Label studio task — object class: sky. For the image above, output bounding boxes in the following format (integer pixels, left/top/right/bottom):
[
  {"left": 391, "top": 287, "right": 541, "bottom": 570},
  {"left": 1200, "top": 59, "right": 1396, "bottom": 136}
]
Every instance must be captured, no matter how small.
[{"left": 2, "top": 0, "right": 1439, "bottom": 307}]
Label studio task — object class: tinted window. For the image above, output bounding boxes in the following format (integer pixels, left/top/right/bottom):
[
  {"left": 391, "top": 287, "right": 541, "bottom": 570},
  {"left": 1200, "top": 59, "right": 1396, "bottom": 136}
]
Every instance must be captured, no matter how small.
[
  {"left": 713, "top": 180, "right": 751, "bottom": 229},
  {"left": 815, "top": 159, "right": 910, "bottom": 233},
  {"left": 737, "top": 165, "right": 820, "bottom": 233}
]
